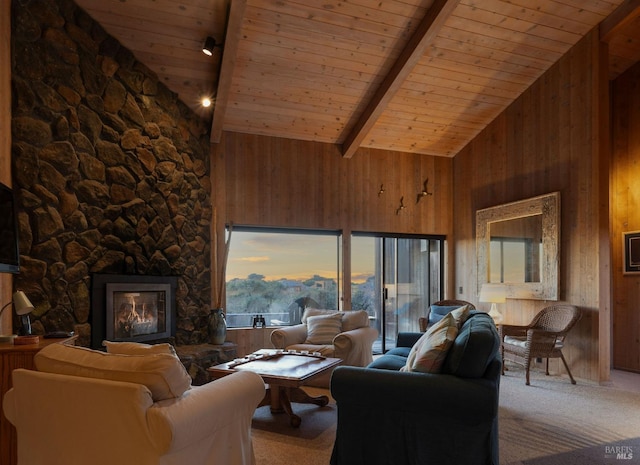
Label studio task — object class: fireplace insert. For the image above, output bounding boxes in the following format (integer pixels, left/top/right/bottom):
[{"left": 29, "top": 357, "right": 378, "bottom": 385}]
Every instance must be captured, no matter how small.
[{"left": 91, "top": 274, "right": 178, "bottom": 349}]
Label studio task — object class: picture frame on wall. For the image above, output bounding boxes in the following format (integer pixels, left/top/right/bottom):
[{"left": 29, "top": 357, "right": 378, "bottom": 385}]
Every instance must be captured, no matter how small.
[{"left": 623, "top": 231, "right": 640, "bottom": 274}]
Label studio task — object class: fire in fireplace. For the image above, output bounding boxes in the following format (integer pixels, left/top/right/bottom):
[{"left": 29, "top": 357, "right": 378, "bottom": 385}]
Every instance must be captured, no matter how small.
[
  {"left": 106, "top": 283, "right": 168, "bottom": 341},
  {"left": 91, "top": 274, "right": 178, "bottom": 349}
]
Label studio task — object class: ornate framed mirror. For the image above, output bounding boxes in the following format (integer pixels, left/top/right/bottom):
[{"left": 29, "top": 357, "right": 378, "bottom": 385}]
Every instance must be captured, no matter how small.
[{"left": 476, "top": 192, "right": 560, "bottom": 300}]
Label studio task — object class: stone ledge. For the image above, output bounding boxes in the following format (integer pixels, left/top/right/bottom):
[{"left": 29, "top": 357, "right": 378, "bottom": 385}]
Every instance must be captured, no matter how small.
[{"left": 176, "top": 342, "right": 237, "bottom": 385}]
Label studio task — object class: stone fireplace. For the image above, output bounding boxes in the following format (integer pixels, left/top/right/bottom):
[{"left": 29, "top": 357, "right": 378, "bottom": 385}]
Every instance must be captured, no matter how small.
[
  {"left": 90, "top": 273, "right": 177, "bottom": 349},
  {"left": 10, "top": 0, "right": 213, "bottom": 347}
]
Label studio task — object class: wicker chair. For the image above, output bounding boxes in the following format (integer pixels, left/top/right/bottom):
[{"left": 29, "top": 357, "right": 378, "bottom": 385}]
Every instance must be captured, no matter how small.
[
  {"left": 500, "top": 304, "right": 581, "bottom": 385},
  {"left": 418, "top": 299, "right": 476, "bottom": 332}
]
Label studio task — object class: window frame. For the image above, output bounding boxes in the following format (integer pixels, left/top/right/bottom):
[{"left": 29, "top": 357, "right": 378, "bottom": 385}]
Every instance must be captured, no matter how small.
[{"left": 224, "top": 225, "right": 342, "bottom": 327}]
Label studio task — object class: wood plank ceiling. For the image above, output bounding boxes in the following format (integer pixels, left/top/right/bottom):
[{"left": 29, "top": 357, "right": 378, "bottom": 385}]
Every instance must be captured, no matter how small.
[{"left": 74, "top": 0, "right": 638, "bottom": 158}]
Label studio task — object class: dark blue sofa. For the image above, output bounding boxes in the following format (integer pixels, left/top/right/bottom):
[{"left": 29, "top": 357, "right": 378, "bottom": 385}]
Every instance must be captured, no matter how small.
[{"left": 330, "top": 311, "right": 501, "bottom": 465}]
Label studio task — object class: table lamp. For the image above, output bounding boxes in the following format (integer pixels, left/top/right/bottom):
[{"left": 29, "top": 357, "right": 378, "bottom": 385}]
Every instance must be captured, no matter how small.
[
  {"left": 479, "top": 285, "right": 506, "bottom": 325},
  {"left": 0, "top": 291, "right": 38, "bottom": 344}
]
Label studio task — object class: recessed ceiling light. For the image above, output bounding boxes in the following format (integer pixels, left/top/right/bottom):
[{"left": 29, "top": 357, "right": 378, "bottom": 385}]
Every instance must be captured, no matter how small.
[{"left": 202, "top": 97, "right": 212, "bottom": 108}]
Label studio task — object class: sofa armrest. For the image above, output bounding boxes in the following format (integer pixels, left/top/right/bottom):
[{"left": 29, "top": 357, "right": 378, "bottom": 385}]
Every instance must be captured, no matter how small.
[
  {"left": 397, "top": 331, "right": 423, "bottom": 348},
  {"left": 4, "top": 369, "right": 158, "bottom": 464},
  {"left": 270, "top": 324, "right": 308, "bottom": 348},
  {"left": 330, "top": 366, "right": 498, "bottom": 419},
  {"left": 147, "top": 370, "right": 265, "bottom": 453},
  {"left": 333, "top": 326, "right": 378, "bottom": 366}
]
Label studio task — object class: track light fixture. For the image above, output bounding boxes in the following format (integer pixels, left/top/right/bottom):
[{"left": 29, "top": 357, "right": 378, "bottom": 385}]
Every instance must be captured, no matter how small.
[{"left": 202, "top": 36, "right": 222, "bottom": 56}]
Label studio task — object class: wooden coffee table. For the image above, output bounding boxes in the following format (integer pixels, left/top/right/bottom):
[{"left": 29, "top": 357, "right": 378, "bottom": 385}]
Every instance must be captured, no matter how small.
[{"left": 208, "top": 349, "right": 341, "bottom": 427}]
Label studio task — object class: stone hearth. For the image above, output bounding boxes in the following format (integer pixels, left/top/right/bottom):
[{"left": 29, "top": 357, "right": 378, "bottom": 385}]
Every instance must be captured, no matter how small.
[{"left": 176, "top": 342, "right": 237, "bottom": 386}]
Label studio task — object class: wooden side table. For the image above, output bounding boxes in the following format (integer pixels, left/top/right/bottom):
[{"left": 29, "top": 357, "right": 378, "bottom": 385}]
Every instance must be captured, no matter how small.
[{"left": 0, "top": 337, "right": 76, "bottom": 465}]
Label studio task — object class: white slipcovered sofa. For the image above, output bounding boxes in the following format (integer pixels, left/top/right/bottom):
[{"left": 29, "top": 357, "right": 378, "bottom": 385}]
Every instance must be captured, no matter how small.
[{"left": 3, "top": 341, "right": 265, "bottom": 465}]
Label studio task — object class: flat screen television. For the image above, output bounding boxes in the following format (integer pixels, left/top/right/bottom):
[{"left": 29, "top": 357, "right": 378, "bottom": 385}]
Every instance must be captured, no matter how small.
[{"left": 0, "top": 182, "right": 20, "bottom": 274}]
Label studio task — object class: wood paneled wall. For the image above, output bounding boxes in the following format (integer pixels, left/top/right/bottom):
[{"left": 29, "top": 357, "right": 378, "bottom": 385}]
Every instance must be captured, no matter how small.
[
  {"left": 0, "top": 0, "right": 12, "bottom": 335},
  {"left": 453, "top": 30, "right": 610, "bottom": 383},
  {"left": 611, "top": 60, "right": 640, "bottom": 373},
  {"left": 211, "top": 133, "right": 455, "bottom": 309},
  {"left": 215, "top": 133, "right": 453, "bottom": 233},
  {"left": 225, "top": 327, "right": 275, "bottom": 357}
]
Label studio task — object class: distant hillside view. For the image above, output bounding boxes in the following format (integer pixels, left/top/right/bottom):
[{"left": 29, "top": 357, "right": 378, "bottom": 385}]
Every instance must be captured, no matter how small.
[{"left": 225, "top": 273, "right": 375, "bottom": 327}]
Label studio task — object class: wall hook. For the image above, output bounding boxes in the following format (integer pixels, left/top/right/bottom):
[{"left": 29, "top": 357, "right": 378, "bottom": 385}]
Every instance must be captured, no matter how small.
[{"left": 416, "top": 178, "right": 433, "bottom": 204}]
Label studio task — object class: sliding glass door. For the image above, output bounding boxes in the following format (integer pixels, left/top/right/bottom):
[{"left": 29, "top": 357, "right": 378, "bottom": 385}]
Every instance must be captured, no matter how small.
[{"left": 352, "top": 234, "right": 444, "bottom": 353}]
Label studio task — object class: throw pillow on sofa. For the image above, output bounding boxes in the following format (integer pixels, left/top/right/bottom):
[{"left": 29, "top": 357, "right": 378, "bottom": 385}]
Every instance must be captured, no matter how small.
[
  {"left": 449, "top": 304, "right": 471, "bottom": 328},
  {"left": 401, "top": 304, "right": 471, "bottom": 374},
  {"left": 428, "top": 303, "right": 471, "bottom": 327},
  {"left": 402, "top": 312, "right": 458, "bottom": 373},
  {"left": 34, "top": 343, "right": 191, "bottom": 401},
  {"left": 305, "top": 313, "right": 343, "bottom": 344}
]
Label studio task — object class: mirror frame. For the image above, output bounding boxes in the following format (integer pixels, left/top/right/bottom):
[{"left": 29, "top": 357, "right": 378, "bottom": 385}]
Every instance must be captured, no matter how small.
[{"left": 476, "top": 192, "right": 560, "bottom": 300}]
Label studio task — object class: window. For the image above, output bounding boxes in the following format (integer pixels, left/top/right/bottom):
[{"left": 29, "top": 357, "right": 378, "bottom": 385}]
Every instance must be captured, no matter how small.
[
  {"left": 224, "top": 226, "right": 445, "bottom": 343},
  {"left": 351, "top": 234, "right": 445, "bottom": 353},
  {"left": 225, "top": 227, "right": 341, "bottom": 327}
]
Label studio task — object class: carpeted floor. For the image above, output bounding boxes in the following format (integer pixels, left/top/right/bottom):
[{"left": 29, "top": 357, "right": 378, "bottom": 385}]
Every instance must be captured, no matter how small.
[
  {"left": 500, "top": 364, "right": 640, "bottom": 465},
  {"left": 251, "top": 366, "right": 640, "bottom": 465},
  {"left": 252, "top": 387, "right": 337, "bottom": 465}
]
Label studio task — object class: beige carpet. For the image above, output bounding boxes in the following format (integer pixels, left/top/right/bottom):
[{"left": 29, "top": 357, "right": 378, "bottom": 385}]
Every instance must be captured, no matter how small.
[
  {"left": 251, "top": 366, "right": 640, "bottom": 465},
  {"left": 252, "top": 387, "right": 336, "bottom": 465},
  {"left": 500, "top": 364, "right": 640, "bottom": 465}
]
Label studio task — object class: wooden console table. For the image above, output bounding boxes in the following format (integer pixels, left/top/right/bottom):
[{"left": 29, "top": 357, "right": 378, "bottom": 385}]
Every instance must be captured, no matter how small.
[{"left": 0, "top": 337, "right": 76, "bottom": 465}]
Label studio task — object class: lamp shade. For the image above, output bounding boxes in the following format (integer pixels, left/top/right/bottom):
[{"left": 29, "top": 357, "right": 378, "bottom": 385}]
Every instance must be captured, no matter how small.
[
  {"left": 479, "top": 285, "right": 506, "bottom": 304},
  {"left": 13, "top": 291, "right": 34, "bottom": 316}
]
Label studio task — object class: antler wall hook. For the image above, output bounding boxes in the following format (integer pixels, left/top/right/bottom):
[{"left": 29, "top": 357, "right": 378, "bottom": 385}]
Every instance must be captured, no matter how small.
[
  {"left": 416, "top": 178, "right": 433, "bottom": 204},
  {"left": 396, "top": 196, "right": 406, "bottom": 215}
]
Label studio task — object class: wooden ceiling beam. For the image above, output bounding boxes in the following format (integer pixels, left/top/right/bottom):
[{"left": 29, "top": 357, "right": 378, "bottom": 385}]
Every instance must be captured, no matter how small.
[
  {"left": 600, "top": 0, "right": 640, "bottom": 43},
  {"left": 340, "top": 0, "right": 461, "bottom": 158},
  {"left": 210, "top": 0, "right": 247, "bottom": 143}
]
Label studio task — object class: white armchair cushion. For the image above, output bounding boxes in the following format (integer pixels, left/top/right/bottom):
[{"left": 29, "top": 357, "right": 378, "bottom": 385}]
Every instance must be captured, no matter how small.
[
  {"left": 103, "top": 340, "right": 177, "bottom": 356},
  {"left": 305, "top": 313, "right": 343, "bottom": 344},
  {"left": 34, "top": 343, "right": 191, "bottom": 401},
  {"left": 503, "top": 336, "right": 528, "bottom": 348},
  {"left": 302, "top": 308, "right": 339, "bottom": 323},
  {"left": 341, "top": 310, "right": 370, "bottom": 331}
]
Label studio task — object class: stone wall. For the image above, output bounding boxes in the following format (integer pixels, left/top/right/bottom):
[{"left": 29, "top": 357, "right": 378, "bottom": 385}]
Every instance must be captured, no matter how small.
[{"left": 10, "top": 0, "right": 212, "bottom": 346}]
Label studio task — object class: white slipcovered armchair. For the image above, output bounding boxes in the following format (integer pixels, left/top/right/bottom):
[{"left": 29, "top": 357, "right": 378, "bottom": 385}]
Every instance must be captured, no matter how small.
[
  {"left": 3, "top": 342, "right": 265, "bottom": 465},
  {"left": 270, "top": 309, "right": 378, "bottom": 386}
]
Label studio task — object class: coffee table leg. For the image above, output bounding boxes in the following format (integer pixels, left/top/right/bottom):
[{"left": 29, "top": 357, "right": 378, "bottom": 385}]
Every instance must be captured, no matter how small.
[
  {"left": 279, "top": 388, "right": 302, "bottom": 428},
  {"left": 267, "top": 386, "right": 282, "bottom": 413},
  {"left": 259, "top": 386, "right": 330, "bottom": 428},
  {"left": 288, "top": 387, "right": 329, "bottom": 407}
]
